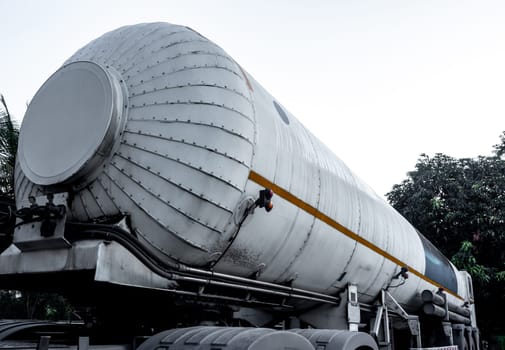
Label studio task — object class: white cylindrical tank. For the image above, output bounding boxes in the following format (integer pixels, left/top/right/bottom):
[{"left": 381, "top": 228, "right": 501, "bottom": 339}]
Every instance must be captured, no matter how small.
[{"left": 14, "top": 22, "right": 466, "bottom": 311}]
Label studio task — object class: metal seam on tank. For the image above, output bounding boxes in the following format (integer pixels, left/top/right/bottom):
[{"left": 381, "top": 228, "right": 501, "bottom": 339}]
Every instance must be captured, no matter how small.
[
  {"left": 14, "top": 161, "right": 22, "bottom": 179},
  {"left": 128, "top": 118, "right": 253, "bottom": 146},
  {"left": 77, "top": 192, "right": 91, "bottom": 220},
  {"left": 116, "top": 29, "right": 188, "bottom": 71},
  {"left": 17, "top": 179, "right": 28, "bottom": 203},
  {"left": 107, "top": 24, "right": 164, "bottom": 67},
  {"left": 115, "top": 23, "right": 166, "bottom": 57},
  {"left": 83, "top": 28, "right": 117, "bottom": 56},
  {"left": 211, "top": 57, "right": 257, "bottom": 262},
  {"left": 128, "top": 65, "right": 248, "bottom": 95},
  {"left": 99, "top": 24, "right": 151, "bottom": 65},
  {"left": 133, "top": 227, "right": 184, "bottom": 262},
  {"left": 207, "top": 59, "right": 255, "bottom": 265},
  {"left": 117, "top": 25, "right": 194, "bottom": 72},
  {"left": 274, "top": 127, "right": 323, "bottom": 282},
  {"left": 92, "top": 38, "right": 121, "bottom": 66},
  {"left": 244, "top": 84, "right": 256, "bottom": 183},
  {"left": 89, "top": 34, "right": 117, "bottom": 63},
  {"left": 112, "top": 154, "right": 234, "bottom": 214},
  {"left": 70, "top": 195, "right": 86, "bottom": 221},
  {"left": 273, "top": 208, "right": 318, "bottom": 284},
  {"left": 120, "top": 29, "right": 187, "bottom": 62},
  {"left": 84, "top": 187, "right": 105, "bottom": 218},
  {"left": 267, "top": 206, "right": 302, "bottom": 282},
  {"left": 14, "top": 161, "right": 22, "bottom": 181},
  {"left": 86, "top": 186, "right": 106, "bottom": 216},
  {"left": 295, "top": 127, "right": 323, "bottom": 255},
  {"left": 14, "top": 159, "right": 23, "bottom": 181},
  {"left": 85, "top": 27, "right": 120, "bottom": 59},
  {"left": 95, "top": 177, "right": 124, "bottom": 212},
  {"left": 16, "top": 173, "right": 27, "bottom": 199},
  {"left": 327, "top": 178, "right": 364, "bottom": 290},
  {"left": 102, "top": 170, "right": 210, "bottom": 251},
  {"left": 119, "top": 31, "right": 212, "bottom": 73},
  {"left": 120, "top": 39, "right": 211, "bottom": 73},
  {"left": 123, "top": 50, "right": 240, "bottom": 82},
  {"left": 130, "top": 49, "right": 243, "bottom": 80},
  {"left": 128, "top": 104, "right": 255, "bottom": 130},
  {"left": 84, "top": 28, "right": 129, "bottom": 65},
  {"left": 123, "top": 37, "right": 213, "bottom": 75},
  {"left": 327, "top": 239, "right": 359, "bottom": 291},
  {"left": 118, "top": 142, "right": 243, "bottom": 191},
  {"left": 130, "top": 82, "right": 252, "bottom": 105},
  {"left": 129, "top": 101, "right": 253, "bottom": 123},
  {"left": 21, "top": 183, "right": 35, "bottom": 201},
  {"left": 113, "top": 160, "right": 223, "bottom": 234},
  {"left": 126, "top": 51, "right": 242, "bottom": 82},
  {"left": 122, "top": 50, "right": 236, "bottom": 78},
  {"left": 88, "top": 32, "right": 115, "bottom": 63},
  {"left": 14, "top": 177, "right": 22, "bottom": 201},
  {"left": 362, "top": 255, "right": 388, "bottom": 295},
  {"left": 19, "top": 177, "right": 32, "bottom": 202},
  {"left": 122, "top": 130, "right": 251, "bottom": 168},
  {"left": 130, "top": 82, "right": 251, "bottom": 107},
  {"left": 90, "top": 30, "right": 126, "bottom": 64},
  {"left": 109, "top": 160, "right": 224, "bottom": 233}
]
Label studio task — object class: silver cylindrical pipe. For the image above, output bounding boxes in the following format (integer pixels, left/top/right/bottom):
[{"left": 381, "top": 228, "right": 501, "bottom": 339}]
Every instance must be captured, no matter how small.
[
  {"left": 421, "top": 290, "right": 445, "bottom": 306},
  {"left": 423, "top": 303, "right": 471, "bottom": 325},
  {"left": 448, "top": 310, "right": 471, "bottom": 325},
  {"left": 423, "top": 303, "right": 446, "bottom": 317},
  {"left": 421, "top": 290, "right": 471, "bottom": 317},
  {"left": 449, "top": 304, "right": 471, "bottom": 317}
]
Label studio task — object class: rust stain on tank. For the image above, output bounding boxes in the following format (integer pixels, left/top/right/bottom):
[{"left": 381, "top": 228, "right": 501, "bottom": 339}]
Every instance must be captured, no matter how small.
[{"left": 221, "top": 244, "right": 262, "bottom": 270}]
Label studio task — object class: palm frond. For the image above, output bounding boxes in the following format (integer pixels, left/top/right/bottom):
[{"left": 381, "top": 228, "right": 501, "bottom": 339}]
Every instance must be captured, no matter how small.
[{"left": 0, "top": 94, "right": 19, "bottom": 198}]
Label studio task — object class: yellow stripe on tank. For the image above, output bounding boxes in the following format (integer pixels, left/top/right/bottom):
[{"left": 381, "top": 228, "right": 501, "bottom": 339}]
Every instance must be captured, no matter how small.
[{"left": 248, "top": 170, "right": 463, "bottom": 300}]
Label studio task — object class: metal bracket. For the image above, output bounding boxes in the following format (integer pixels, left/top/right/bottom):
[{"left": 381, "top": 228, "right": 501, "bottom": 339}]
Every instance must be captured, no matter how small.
[
  {"left": 78, "top": 337, "right": 89, "bottom": 350},
  {"left": 36, "top": 336, "right": 51, "bottom": 350},
  {"left": 372, "top": 289, "right": 422, "bottom": 349},
  {"left": 442, "top": 321, "right": 454, "bottom": 345},
  {"left": 13, "top": 193, "right": 71, "bottom": 251},
  {"left": 347, "top": 284, "right": 361, "bottom": 332}
]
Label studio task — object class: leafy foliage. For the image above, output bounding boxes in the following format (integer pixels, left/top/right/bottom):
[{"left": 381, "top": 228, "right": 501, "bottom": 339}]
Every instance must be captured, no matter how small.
[
  {"left": 0, "top": 94, "right": 18, "bottom": 198},
  {"left": 387, "top": 147, "right": 505, "bottom": 334},
  {"left": 0, "top": 290, "right": 73, "bottom": 320},
  {"left": 452, "top": 241, "right": 491, "bottom": 284},
  {"left": 0, "top": 95, "right": 17, "bottom": 253}
]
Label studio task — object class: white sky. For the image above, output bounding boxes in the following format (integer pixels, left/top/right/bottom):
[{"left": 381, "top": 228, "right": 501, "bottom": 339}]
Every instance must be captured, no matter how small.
[{"left": 1, "top": 0, "right": 505, "bottom": 197}]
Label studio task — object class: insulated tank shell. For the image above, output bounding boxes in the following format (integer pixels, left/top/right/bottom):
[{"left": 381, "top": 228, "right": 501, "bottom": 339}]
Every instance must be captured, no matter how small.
[{"left": 14, "top": 22, "right": 466, "bottom": 310}]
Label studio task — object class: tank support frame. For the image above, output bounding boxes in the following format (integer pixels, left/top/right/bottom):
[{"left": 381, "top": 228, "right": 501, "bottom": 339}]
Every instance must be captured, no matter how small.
[{"left": 371, "top": 289, "right": 422, "bottom": 349}]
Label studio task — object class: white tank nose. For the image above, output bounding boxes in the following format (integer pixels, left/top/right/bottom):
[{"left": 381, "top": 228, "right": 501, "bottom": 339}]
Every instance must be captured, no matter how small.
[
  {"left": 15, "top": 23, "right": 255, "bottom": 266},
  {"left": 18, "top": 61, "right": 126, "bottom": 187}
]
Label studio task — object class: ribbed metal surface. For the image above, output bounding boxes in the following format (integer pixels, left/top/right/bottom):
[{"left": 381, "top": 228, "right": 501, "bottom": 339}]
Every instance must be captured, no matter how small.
[
  {"left": 14, "top": 22, "right": 467, "bottom": 315},
  {"left": 15, "top": 23, "right": 255, "bottom": 265},
  {"left": 136, "top": 326, "right": 313, "bottom": 350}
]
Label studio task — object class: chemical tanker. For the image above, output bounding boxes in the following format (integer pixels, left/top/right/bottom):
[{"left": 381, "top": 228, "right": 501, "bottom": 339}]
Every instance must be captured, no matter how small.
[{"left": 0, "top": 23, "right": 479, "bottom": 350}]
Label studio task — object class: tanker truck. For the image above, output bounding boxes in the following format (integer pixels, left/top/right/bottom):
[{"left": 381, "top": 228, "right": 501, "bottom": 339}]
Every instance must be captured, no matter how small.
[{"left": 0, "top": 22, "right": 479, "bottom": 350}]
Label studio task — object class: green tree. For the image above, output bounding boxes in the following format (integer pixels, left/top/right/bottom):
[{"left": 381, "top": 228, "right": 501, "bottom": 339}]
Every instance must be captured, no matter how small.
[
  {"left": 0, "top": 94, "right": 18, "bottom": 198},
  {"left": 387, "top": 147, "right": 505, "bottom": 336},
  {"left": 0, "top": 94, "right": 17, "bottom": 252},
  {"left": 0, "top": 290, "right": 73, "bottom": 320}
]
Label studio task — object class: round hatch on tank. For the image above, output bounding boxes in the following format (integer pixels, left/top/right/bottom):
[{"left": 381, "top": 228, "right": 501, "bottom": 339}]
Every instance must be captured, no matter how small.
[{"left": 18, "top": 61, "right": 126, "bottom": 186}]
